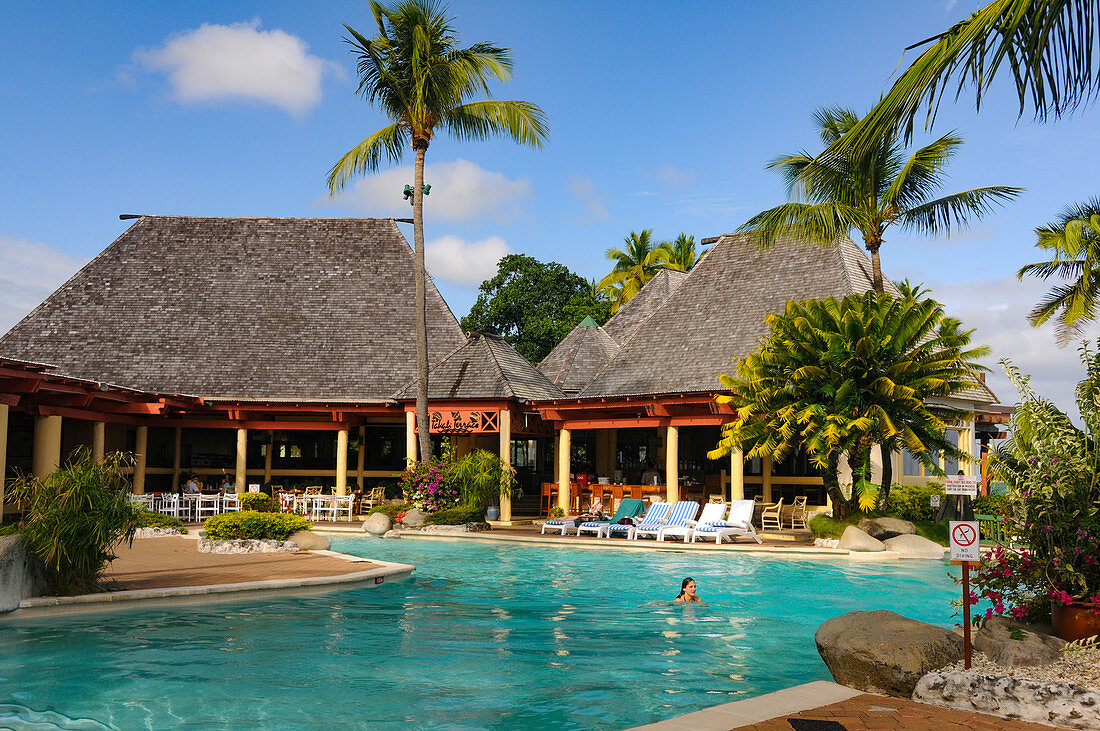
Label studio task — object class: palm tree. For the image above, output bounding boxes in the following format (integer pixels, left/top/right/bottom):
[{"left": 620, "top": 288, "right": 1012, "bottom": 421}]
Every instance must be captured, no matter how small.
[
  {"left": 739, "top": 106, "right": 1022, "bottom": 293},
  {"left": 709, "top": 290, "right": 987, "bottom": 518},
  {"left": 835, "top": 1, "right": 1100, "bottom": 156},
  {"left": 659, "top": 233, "right": 703, "bottom": 272},
  {"left": 326, "top": 0, "right": 548, "bottom": 462},
  {"left": 1018, "top": 198, "right": 1100, "bottom": 343},
  {"left": 597, "top": 229, "right": 669, "bottom": 312}
]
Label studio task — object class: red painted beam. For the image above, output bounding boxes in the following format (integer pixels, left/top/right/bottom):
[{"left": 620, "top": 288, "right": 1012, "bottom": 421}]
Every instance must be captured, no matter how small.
[
  {"left": 35, "top": 405, "right": 146, "bottom": 425},
  {"left": 0, "top": 393, "right": 19, "bottom": 407},
  {"left": 159, "top": 419, "right": 354, "bottom": 431}
]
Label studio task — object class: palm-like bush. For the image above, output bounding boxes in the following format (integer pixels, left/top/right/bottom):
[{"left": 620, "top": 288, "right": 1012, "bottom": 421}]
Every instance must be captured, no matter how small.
[
  {"left": 453, "top": 449, "right": 518, "bottom": 510},
  {"left": 660, "top": 233, "right": 703, "bottom": 272},
  {"left": 10, "top": 448, "right": 140, "bottom": 595}
]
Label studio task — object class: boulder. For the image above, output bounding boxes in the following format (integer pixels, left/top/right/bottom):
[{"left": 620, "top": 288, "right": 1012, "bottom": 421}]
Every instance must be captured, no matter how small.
[
  {"left": 815, "top": 610, "right": 963, "bottom": 697},
  {"left": 0, "top": 534, "right": 48, "bottom": 612},
  {"left": 813, "top": 537, "right": 841, "bottom": 549},
  {"left": 421, "top": 524, "right": 467, "bottom": 534},
  {"left": 838, "top": 526, "right": 886, "bottom": 552},
  {"left": 402, "top": 508, "right": 426, "bottom": 528},
  {"left": 134, "top": 527, "right": 183, "bottom": 539},
  {"left": 973, "top": 616, "right": 1066, "bottom": 667},
  {"left": 382, "top": 529, "right": 402, "bottom": 539},
  {"left": 287, "top": 530, "right": 330, "bottom": 551},
  {"left": 362, "top": 512, "right": 392, "bottom": 535},
  {"left": 882, "top": 534, "right": 946, "bottom": 560},
  {"left": 197, "top": 538, "right": 298, "bottom": 554},
  {"left": 858, "top": 516, "right": 916, "bottom": 540},
  {"left": 465, "top": 522, "right": 492, "bottom": 532}
]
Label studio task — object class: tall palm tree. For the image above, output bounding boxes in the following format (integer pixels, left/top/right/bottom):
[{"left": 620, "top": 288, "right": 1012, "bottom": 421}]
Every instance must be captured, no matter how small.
[
  {"left": 835, "top": 1, "right": 1100, "bottom": 156},
  {"left": 659, "top": 233, "right": 703, "bottom": 272},
  {"left": 739, "top": 106, "right": 1022, "bottom": 293},
  {"left": 326, "top": 0, "right": 548, "bottom": 462},
  {"left": 1018, "top": 198, "right": 1100, "bottom": 343},
  {"left": 597, "top": 229, "right": 669, "bottom": 312}
]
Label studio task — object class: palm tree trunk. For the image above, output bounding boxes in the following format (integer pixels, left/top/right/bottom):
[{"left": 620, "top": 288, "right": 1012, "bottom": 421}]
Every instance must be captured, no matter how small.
[
  {"left": 878, "top": 440, "right": 893, "bottom": 510},
  {"left": 868, "top": 242, "right": 884, "bottom": 294},
  {"left": 822, "top": 452, "right": 847, "bottom": 519},
  {"left": 413, "top": 144, "right": 431, "bottom": 463}
]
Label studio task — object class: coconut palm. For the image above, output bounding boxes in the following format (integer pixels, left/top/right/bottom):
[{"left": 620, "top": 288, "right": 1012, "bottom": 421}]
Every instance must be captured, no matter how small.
[
  {"left": 326, "top": 0, "right": 548, "bottom": 462},
  {"left": 660, "top": 233, "right": 703, "bottom": 272},
  {"left": 1018, "top": 198, "right": 1100, "bottom": 343},
  {"left": 836, "top": 1, "right": 1100, "bottom": 155},
  {"left": 739, "top": 106, "right": 1022, "bottom": 293},
  {"left": 597, "top": 229, "right": 669, "bottom": 312}
]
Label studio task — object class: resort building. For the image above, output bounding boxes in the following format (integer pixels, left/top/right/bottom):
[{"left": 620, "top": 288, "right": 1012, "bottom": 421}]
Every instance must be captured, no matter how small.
[{"left": 0, "top": 216, "right": 1005, "bottom": 521}]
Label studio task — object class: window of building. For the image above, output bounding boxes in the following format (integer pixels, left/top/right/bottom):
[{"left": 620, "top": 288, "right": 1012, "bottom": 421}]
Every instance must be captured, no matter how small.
[{"left": 902, "top": 449, "right": 922, "bottom": 476}]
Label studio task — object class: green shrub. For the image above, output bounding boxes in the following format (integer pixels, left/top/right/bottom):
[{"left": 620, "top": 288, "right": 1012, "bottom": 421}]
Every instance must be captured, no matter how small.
[
  {"left": 367, "top": 503, "right": 412, "bottom": 521},
  {"left": 9, "top": 448, "right": 141, "bottom": 595},
  {"left": 203, "top": 512, "right": 311, "bottom": 541},
  {"left": 885, "top": 483, "right": 945, "bottom": 522},
  {"left": 0, "top": 523, "right": 17, "bottom": 536},
  {"left": 809, "top": 510, "right": 949, "bottom": 546},
  {"left": 973, "top": 493, "right": 1011, "bottom": 517},
  {"left": 136, "top": 509, "right": 186, "bottom": 532},
  {"left": 238, "top": 492, "right": 275, "bottom": 512},
  {"left": 424, "top": 504, "right": 485, "bottom": 525}
]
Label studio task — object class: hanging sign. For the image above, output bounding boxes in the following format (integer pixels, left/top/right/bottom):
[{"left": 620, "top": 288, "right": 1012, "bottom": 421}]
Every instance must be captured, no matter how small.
[
  {"left": 950, "top": 521, "right": 980, "bottom": 562},
  {"left": 945, "top": 476, "right": 979, "bottom": 497}
]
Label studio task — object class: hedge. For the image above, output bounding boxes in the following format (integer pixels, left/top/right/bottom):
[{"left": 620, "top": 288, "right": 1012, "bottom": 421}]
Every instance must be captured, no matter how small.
[
  {"left": 203, "top": 512, "right": 311, "bottom": 541},
  {"left": 424, "top": 504, "right": 485, "bottom": 525},
  {"left": 238, "top": 493, "right": 276, "bottom": 512},
  {"left": 368, "top": 503, "right": 412, "bottom": 521},
  {"left": 136, "top": 509, "right": 186, "bottom": 532}
]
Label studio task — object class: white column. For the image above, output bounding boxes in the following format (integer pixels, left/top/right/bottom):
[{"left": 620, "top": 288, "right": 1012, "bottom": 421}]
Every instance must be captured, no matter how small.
[
  {"left": 557, "top": 428, "right": 571, "bottom": 512},
  {"left": 92, "top": 421, "right": 106, "bottom": 462},
  {"left": 499, "top": 409, "right": 512, "bottom": 522},
  {"left": 235, "top": 428, "right": 247, "bottom": 492},
  {"left": 336, "top": 428, "right": 349, "bottom": 496},
  {"left": 133, "top": 425, "right": 148, "bottom": 494},
  {"left": 731, "top": 447, "right": 745, "bottom": 501},
  {"left": 405, "top": 411, "right": 417, "bottom": 466},
  {"left": 0, "top": 404, "right": 8, "bottom": 523},
  {"left": 665, "top": 425, "right": 679, "bottom": 503},
  {"left": 33, "top": 414, "right": 62, "bottom": 478}
]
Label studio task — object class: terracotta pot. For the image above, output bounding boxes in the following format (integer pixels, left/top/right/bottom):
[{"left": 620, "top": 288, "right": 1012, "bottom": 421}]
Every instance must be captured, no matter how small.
[{"left": 1050, "top": 601, "right": 1100, "bottom": 642}]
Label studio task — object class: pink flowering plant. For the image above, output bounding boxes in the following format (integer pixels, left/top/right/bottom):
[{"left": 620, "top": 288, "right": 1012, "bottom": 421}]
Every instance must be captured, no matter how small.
[
  {"left": 400, "top": 443, "right": 460, "bottom": 512},
  {"left": 972, "top": 351, "right": 1100, "bottom": 621}
]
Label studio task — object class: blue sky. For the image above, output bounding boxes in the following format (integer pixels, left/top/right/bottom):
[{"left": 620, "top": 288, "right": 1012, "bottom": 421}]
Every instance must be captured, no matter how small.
[{"left": 3, "top": 0, "right": 1100, "bottom": 414}]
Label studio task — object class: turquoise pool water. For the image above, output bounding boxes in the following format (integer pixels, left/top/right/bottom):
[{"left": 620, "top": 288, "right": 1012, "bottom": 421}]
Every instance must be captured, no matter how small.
[{"left": 0, "top": 538, "right": 960, "bottom": 729}]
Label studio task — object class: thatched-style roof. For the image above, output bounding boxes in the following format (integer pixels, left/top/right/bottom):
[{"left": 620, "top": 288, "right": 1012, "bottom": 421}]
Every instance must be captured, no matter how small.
[
  {"left": 0, "top": 216, "right": 466, "bottom": 401},
  {"left": 603, "top": 268, "right": 688, "bottom": 345}
]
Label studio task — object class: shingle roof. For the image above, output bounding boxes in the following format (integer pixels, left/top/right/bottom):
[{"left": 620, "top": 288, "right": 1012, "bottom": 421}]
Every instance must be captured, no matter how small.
[
  {"left": 395, "top": 332, "right": 565, "bottom": 401},
  {"left": 537, "top": 318, "right": 620, "bottom": 394},
  {"left": 603, "top": 268, "right": 689, "bottom": 345},
  {"left": 0, "top": 216, "right": 466, "bottom": 401},
  {"left": 578, "top": 233, "right": 995, "bottom": 404}
]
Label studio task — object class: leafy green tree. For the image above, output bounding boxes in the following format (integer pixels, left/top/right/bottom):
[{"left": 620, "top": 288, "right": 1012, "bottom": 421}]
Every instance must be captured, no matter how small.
[
  {"left": 462, "top": 254, "right": 611, "bottom": 364},
  {"left": 740, "top": 107, "right": 1021, "bottom": 293},
  {"left": 597, "top": 229, "right": 669, "bottom": 312},
  {"left": 326, "top": 0, "right": 548, "bottom": 462},
  {"left": 1018, "top": 198, "right": 1100, "bottom": 343},
  {"left": 709, "top": 291, "right": 987, "bottom": 518},
  {"left": 659, "top": 233, "right": 703, "bottom": 271}
]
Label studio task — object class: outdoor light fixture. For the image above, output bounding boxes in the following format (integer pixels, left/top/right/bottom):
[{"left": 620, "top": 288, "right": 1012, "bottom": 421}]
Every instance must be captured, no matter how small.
[{"left": 401, "top": 184, "right": 432, "bottom": 205}]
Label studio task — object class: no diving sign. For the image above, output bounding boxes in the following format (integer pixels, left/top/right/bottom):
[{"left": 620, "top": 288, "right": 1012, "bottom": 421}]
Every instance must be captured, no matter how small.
[{"left": 950, "top": 521, "right": 980, "bottom": 562}]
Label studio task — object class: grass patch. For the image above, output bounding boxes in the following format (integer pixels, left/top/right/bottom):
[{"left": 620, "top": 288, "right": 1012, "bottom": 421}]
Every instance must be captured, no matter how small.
[{"left": 809, "top": 512, "right": 948, "bottom": 546}]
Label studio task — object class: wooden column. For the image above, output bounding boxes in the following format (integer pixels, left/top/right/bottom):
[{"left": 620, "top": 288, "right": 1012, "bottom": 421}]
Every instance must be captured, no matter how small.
[
  {"left": 499, "top": 409, "right": 512, "bottom": 522},
  {"left": 133, "top": 425, "right": 148, "bottom": 494},
  {"left": 608, "top": 428, "right": 618, "bottom": 478},
  {"left": 0, "top": 404, "right": 7, "bottom": 523},
  {"left": 405, "top": 411, "right": 417, "bottom": 466},
  {"left": 356, "top": 426, "right": 366, "bottom": 488},
  {"left": 235, "top": 428, "right": 247, "bottom": 492},
  {"left": 263, "top": 430, "right": 273, "bottom": 484},
  {"left": 92, "top": 421, "right": 106, "bottom": 462},
  {"left": 557, "top": 427, "right": 571, "bottom": 512},
  {"left": 762, "top": 455, "right": 773, "bottom": 503},
  {"left": 336, "top": 428, "right": 349, "bottom": 496},
  {"left": 665, "top": 424, "right": 679, "bottom": 503},
  {"left": 731, "top": 447, "right": 745, "bottom": 500},
  {"left": 171, "top": 426, "right": 182, "bottom": 489},
  {"left": 32, "top": 414, "right": 62, "bottom": 478}
]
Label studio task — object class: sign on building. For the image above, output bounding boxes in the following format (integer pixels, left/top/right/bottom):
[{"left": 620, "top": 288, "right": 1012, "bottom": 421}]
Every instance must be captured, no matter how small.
[
  {"left": 248, "top": 483, "right": 260, "bottom": 493},
  {"left": 945, "top": 476, "right": 979, "bottom": 497},
  {"left": 950, "top": 521, "right": 980, "bottom": 562}
]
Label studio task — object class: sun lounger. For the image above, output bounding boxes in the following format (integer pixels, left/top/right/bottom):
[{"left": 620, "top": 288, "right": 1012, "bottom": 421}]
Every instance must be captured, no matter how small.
[
  {"left": 576, "top": 498, "right": 646, "bottom": 538},
  {"left": 657, "top": 501, "right": 725, "bottom": 542},
  {"left": 636, "top": 500, "right": 698, "bottom": 540},
  {"left": 541, "top": 516, "right": 579, "bottom": 535},
  {"left": 691, "top": 499, "right": 762, "bottom": 544},
  {"left": 606, "top": 501, "right": 671, "bottom": 539}
]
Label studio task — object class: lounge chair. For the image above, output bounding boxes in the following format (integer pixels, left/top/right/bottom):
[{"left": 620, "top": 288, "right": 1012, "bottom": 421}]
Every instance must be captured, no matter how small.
[
  {"left": 691, "top": 500, "right": 762, "bottom": 544},
  {"left": 657, "top": 502, "right": 726, "bottom": 542},
  {"left": 576, "top": 498, "right": 646, "bottom": 538},
  {"left": 761, "top": 498, "right": 784, "bottom": 531},
  {"left": 541, "top": 515, "right": 579, "bottom": 535},
  {"left": 636, "top": 500, "right": 698, "bottom": 541},
  {"left": 606, "top": 501, "right": 671, "bottom": 539}
]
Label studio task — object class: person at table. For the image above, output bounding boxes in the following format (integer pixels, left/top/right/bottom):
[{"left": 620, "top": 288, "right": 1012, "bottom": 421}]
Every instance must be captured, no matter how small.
[
  {"left": 673, "top": 577, "right": 701, "bottom": 604},
  {"left": 184, "top": 475, "right": 201, "bottom": 494},
  {"left": 640, "top": 461, "right": 663, "bottom": 486},
  {"left": 220, "top": 475, "right": 234, "bottom": 493}
]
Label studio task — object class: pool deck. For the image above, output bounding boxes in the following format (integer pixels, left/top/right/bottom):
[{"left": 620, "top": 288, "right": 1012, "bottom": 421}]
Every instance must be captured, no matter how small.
[
  {"left": 3, "top": 534, "right": 414, "bottom": 620},
  {"left": 633, "top": 681, "right": 1053, "bottom": 730}
]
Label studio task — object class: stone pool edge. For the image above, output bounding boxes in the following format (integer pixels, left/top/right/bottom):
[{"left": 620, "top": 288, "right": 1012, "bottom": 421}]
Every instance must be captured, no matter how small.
[{"left": 1, "top": 552, "right": 415, "bottom": 620}]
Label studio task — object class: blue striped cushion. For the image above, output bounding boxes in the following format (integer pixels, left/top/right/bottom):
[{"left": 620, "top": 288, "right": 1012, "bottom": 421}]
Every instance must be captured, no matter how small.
[
  {"left": 544, "top": 519, "right": 569, "bottom": 527},
  {"left": 606, "top": 523, "right": 633, "bottom": 532}
]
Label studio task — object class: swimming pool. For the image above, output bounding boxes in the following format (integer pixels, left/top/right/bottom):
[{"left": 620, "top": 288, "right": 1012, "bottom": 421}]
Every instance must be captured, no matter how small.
[{"left": 0, "top": 537, "right": 960, "bottom": 729}]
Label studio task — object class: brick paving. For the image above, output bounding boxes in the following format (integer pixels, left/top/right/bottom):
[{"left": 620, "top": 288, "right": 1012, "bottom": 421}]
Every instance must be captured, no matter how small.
[{"left": 736, "top": 693, "right": 1051, "bottom": 730}]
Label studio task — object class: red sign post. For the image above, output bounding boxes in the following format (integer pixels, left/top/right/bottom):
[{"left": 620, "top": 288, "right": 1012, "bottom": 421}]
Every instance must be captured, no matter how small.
[{"left": 950, "top": 520, "right": 980, "bottom": 670}]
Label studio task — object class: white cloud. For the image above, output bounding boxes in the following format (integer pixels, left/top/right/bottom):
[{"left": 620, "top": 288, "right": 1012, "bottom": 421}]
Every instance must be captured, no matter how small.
[
  {"left": 426, "top": 235, "right": 511, "bottom": 286},
  {"left": 642, "top": 165, "right": 697, "bottom": 187},
  {"left": 0, "top": 235, "right": 87, "bottom": 335},
  {"left": 135, "top": 20, "right": 339, "bottom": 116},
  {"left": 328, "top": 159, "right": 531, "bottom": 223},
  {"left": 567, "top": 175, "right": 610, "bottom": 223}
]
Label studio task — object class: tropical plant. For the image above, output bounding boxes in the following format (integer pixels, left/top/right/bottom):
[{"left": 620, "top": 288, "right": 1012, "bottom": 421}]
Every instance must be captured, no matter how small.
[
  {"left": 203, "top": 512, "right": 312, "bottom": 541},
  {"left": 326, "top": 0, "right": 548, "bottom": 462},
  {"left": 739, "top": 106, "right": 1022, "bottom": 293},
  {"left": 1018, "top": 198, "right": 1100, "bottom": 343},
  {"left": 400, "top": 452, "right": 461, "bottom": 512},
  {"left": 453, "top": 449, "right": 519, "bottom": 509},
  {"left": 659, "top": 233, "right": 703, "bottom": 272},
  {"left": 708, "top": 290, "right": 987, "bottom": 518},
  {"left": 238, "top": 492, "right": 276, "bottom": 512},
  {"left": 461, "top": 254, "right": 611, "bottom": 364},
  {"left": 597, "top": 229, "right": 670, "bottom": 312},
  {"left": 9, "top": 448, "right": 141, "bottom": 594}
]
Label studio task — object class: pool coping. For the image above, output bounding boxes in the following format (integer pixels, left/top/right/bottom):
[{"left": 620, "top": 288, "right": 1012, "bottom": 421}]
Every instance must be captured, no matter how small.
[
  {"left": 630, "top": 680, "right": 862, "bottom": 730},
  {"left": 1, "top": 550, "right": 415, "bottom": 620}
]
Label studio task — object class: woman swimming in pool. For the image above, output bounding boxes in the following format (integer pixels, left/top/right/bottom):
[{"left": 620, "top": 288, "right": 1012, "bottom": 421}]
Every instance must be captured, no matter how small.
[{"left": 673, "top": 577, "right": 701, "bottom": 603}]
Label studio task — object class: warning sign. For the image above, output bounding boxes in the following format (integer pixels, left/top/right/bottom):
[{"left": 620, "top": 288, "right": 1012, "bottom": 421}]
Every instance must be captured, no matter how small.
[
  {"left": 945, "top": 476, "right": 978, "bottom": 496},
  {"left": 950, "top": 521, "right": 980, "bottom": 562}
]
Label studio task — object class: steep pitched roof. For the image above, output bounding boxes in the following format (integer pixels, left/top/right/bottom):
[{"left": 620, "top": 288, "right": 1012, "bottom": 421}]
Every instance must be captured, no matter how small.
[
  {"left": 537, "top": 318, "right": 620, "bottom": 394},
  {"left": 0, "top": 216, "right": 466, "bottom": 401},
  {"left": 396, "top": 332, "right": 565, "bottom": 401},
  {"left": 603, "top": 268, "right": 689, "bottom": 345}
]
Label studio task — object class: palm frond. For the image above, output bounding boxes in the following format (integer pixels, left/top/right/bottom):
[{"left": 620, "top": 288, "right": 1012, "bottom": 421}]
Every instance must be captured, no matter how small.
[
  {"left": 326, "top": 123, "right": 408, "bottom": 194},
  {"left": 444, "top": 100, "right": 549, "bottom": 147},
  {"left": 900, "top": 186, "right": 1023, "bottom": 235}
]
